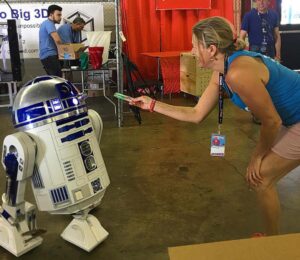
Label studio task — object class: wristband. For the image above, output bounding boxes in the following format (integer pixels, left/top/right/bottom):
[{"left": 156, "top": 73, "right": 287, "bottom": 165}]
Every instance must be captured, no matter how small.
[{"left": 149, "top": 99, "right": 156, "bottom": 112}]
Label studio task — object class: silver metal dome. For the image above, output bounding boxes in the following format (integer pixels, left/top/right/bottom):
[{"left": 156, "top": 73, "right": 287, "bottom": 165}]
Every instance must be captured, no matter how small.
[
  {"left": 13, "top": 76, "right": 74, "bottom": 111},
  {"left": 12, "top": 76, "right": 87, "bottom": 130}
]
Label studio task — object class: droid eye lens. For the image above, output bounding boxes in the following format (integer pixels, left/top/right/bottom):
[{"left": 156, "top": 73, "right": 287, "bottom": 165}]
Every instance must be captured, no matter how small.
[
  {"left": 56, "top": 83, "right": 74, "bottom": 98},
  {"left": 61, "top": 85, "right": 70, "bottom": 93}
]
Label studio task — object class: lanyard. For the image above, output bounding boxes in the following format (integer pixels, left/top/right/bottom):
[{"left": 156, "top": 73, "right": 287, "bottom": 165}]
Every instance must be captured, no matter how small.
[
  {"left": 218, "top": 55, "right": 228, "bottom": 134},
  {"left": 258, "top": 12, "right": 269, "bottom": 39}
]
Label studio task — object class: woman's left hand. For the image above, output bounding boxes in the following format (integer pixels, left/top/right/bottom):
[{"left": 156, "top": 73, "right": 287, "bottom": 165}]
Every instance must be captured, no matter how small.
[{"left": 246, "top": 155, "right": 263, "bottom": 187}]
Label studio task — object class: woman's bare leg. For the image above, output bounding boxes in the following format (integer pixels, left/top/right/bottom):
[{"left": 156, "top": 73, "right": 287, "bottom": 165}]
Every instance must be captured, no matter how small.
[
  {"left": 256, "top": 186, "right": 281, "bottom": 235},
  {"left": 253, "top": 151, "right": 300, "bottom": 235}
]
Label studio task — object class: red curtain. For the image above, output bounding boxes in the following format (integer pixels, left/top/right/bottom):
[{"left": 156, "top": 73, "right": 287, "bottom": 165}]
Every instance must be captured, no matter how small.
[
  {"left": 121, "top": 0, "right": 161, "bottom": 79},
  {"left": 121, "top": 0, "right": 234, "bottom": 79},
  {"left": 161, "top": 0, "right": 234, "bottom": 51},
  {"left": 270, "top": 0, "right": 277, "bottom": 9},
  {"left": 156, "top": 0, "right": 212, "bottom": 10}
]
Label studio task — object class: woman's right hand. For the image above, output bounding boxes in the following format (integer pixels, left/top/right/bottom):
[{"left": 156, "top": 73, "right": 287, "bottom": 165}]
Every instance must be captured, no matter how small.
[{"left": 129, "top": 96, "right": 153, "bottom": 110}]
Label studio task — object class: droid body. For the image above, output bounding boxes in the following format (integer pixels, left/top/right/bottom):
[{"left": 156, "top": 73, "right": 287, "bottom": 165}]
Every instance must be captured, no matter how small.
[{"left": 0, "top": 76, "right": 110, "bottom": 256}]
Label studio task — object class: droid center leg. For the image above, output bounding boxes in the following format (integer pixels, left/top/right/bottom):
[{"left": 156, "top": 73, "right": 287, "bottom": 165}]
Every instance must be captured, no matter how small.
[{"left": 61, "top": 207, "right": 108, "bottom": 252}]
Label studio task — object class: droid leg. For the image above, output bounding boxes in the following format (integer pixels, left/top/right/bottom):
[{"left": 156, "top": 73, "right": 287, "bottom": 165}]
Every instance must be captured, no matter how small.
[
  {"left": 0, "top": 200, "right": 43, "bottom": 256},
  {"left": 0, "top": 133, "right": 43, "bottom": 256},
  {"left": 61, "top": 208, "right": 108, "bottom": 252}
]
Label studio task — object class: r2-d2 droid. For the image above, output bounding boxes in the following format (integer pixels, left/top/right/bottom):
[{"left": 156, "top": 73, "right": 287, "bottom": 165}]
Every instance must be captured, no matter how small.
[{"left": 0, "top": 76, "right": 110, "bottom": 256}]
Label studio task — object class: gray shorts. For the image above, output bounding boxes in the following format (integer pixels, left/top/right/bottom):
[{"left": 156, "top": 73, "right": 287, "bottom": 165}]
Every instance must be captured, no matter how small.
[{"left": 271, "top": 123, "right": 300, "bottom": 160}]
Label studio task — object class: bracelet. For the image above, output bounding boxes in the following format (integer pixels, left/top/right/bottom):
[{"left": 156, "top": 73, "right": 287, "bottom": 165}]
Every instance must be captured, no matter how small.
[{"left": 149, "top": 99, "right": 156, "bottom": 112}]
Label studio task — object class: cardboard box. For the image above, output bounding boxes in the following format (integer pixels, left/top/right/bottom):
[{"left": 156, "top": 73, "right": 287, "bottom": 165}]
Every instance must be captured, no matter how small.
[
  {"left": 180, "top": 52, "right": 213, "bottom": 96},
  {"left": 88, "top": 90, "right": 101, "bottom": 97},
  {"left": 168, "top": 233, "right": 300, "bottom": 260},
  {"left": 88, "top": 81, "right": 100, "bottom": 90},
  {"left": 58, "top": 43, "right": 86, "bottom": 60}
]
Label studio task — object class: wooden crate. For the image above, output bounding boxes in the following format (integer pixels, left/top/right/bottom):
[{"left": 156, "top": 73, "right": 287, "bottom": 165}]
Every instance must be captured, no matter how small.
[{"left": 180, "top": 52, "right": 212, "bottom": 96}]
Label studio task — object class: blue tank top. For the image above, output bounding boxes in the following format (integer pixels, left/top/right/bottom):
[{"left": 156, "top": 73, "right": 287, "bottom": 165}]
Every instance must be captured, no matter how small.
[{"left": 223, "top": 50, "right": 300, "bottom": 126}]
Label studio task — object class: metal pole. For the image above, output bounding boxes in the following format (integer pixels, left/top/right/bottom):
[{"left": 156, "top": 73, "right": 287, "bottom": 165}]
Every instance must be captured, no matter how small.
[{"left": 115, "top": 0, "right": 123, "bottom": 127}]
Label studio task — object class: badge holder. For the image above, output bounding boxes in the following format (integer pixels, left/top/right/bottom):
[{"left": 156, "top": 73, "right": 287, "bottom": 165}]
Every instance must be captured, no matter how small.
[{"left": 210, "top": 125, "right": 226, "bottom": 157}]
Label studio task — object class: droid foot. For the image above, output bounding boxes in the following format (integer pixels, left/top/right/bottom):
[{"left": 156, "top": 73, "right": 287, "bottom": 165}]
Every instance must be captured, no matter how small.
[
  {"left": 0, "top": 217, "right": 43, "bottom": 257},
  {"left": 61, "top": 214, "right": 108, "bottom": 252}
]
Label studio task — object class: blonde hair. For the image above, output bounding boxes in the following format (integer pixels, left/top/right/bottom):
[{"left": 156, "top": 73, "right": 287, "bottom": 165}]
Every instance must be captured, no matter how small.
[{"left": 193, "top": 17, "right": 246, "bottom": 55}]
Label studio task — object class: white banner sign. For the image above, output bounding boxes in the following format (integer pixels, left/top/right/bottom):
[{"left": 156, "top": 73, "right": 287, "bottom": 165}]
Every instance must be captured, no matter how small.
[
  {"left": 0, "top": 2, "right": 104, "bottom": 59},
  {"left": 281, "top": 0, "right": 300, "bottom": 25}
]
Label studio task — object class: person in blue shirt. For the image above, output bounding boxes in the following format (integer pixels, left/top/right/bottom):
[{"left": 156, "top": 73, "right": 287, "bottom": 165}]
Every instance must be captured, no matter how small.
[
  {"left": 130, "top": 16, "right": 300, "bottom": 237},
  {"left": 39, "top": 5, "right": 63, "bottom": 77},
  {"left": 240, "top": 0, "right": 281, "bottom": 124},
  {"left": 240, "top": 0, "right": 281, "bottom": 61},
  {"left": 57, "top": 17, "right": 86, "bottom": 44}
]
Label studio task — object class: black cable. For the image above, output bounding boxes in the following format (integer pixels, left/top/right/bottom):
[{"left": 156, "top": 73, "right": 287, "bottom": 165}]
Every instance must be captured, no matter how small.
[{"left": 2, "top": 0, "right": 14, "bottom": 13}]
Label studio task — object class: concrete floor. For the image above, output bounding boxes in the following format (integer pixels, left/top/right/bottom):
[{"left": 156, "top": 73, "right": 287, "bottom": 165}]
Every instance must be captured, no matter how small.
[{"left": 0, "top": 93, "right": 300, "bottom": 259}]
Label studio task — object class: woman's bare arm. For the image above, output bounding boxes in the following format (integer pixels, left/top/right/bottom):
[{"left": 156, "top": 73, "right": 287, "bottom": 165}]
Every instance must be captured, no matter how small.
[{"left": 132, "top": 71, "right": 220, "bottom": 124}]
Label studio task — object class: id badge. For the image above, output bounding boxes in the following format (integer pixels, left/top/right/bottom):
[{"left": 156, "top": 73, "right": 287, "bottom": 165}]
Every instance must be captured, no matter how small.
[{"left": 210, "top": 134, "right": 226, "bottom": 157}]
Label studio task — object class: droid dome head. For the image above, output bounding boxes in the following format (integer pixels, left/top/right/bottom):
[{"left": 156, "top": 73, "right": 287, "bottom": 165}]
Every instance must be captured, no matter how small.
[{"left": 12, "top": 76, "right": 87, "bottom": 130}]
